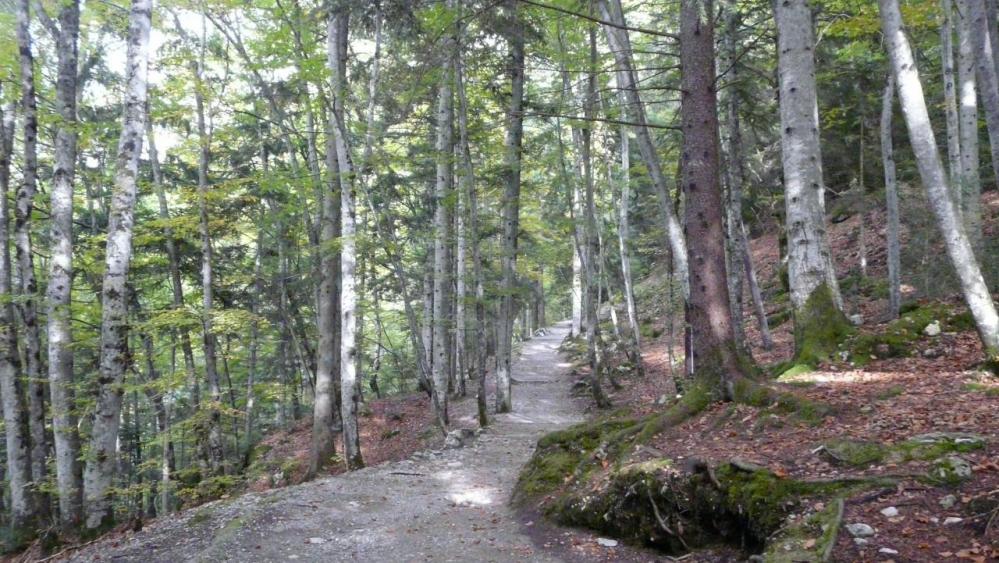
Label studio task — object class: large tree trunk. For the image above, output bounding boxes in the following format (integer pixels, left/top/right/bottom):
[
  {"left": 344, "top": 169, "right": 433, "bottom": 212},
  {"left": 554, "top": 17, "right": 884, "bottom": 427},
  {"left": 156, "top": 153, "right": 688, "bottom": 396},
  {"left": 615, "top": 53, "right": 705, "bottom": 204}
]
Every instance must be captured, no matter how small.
[
  {"left": 597, "top": 0, "right": 689, "bottom": 298},
  {"left": 46, "top": 0, "right": 84, "bottom": 531},
  {"left": 774, "top": 0, "right": 847, "bottom": 356},
  {"left": 328, "top": 7, "right": 363, "bottom": 469},
  {"left": 879, "top": 0, "right": 999, "bottom": 359},
  {"left": 955, "top": 0, "right": 982, "bottom": 243},
  {"left": 881, "top": 73, "right": 902, "bottom": 319},
  {"left": 0, "top": 95, "right": 36, "bottom": 542},
  {"left": 496, "top": 0, "right": 525, "bottom": 414},
  {"left": 14, "top": 0, "right": 49, "bottom": 513},
  {"left": 681, "top": 0, "right": 746, "bottom": 395},
  {"left": 83, "top": 0, "right": 152, "bottom": 530},
  {"left": 942, "top": 0, "right": 963, "bottom": 202},
  {"left": 432, "top": 20, "right": 455, "bottom": 423}
]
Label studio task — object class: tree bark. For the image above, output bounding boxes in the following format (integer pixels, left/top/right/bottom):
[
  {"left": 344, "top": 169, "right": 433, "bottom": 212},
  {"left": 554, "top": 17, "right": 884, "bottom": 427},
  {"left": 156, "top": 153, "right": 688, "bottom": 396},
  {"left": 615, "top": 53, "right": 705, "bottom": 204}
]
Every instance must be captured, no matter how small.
[
  {"left": 191, "top": 44, "right": 226, "bottom": 477},
  {"left": 879, "top": 0, "right": 999, "bottom": 359},
  {"left": 15, "top": 0, "right": 50, "bottom": 513},
  {"left": 147, "top": 120, "right": 199, "bottom": 408},
  {"left": 496, "top": 0, "right": 525, "bottom": 414},
  {"left": 84, "top": 0, "right": 152, "bottom": 530},
  {"left": 0, "top": 94, "right": 36, "bottom": 542},
  {"left": 455, "top": 42, "right": 489, "bottom": 427},
  {"left": 597, "top": 0, "right": 689, "bottom": 298},
  {"left": 774, "top": 0, "right": 846, "bottom": 354},
  {"left": 955, "top": 0, "right": 982, "bottom": 242},
  {"left": 46, "top": 0, "right": 84, "bottom": 531},
  {"left": 880, "top": 73, "right": 902, "bottom": 319},
  {"left": 681, "top": 0, "right": 746, "bottom": 394},
  {"left": 942, "top": 0, "right": 964, "bottom": 199},
  {"left": 327, "top": 7, "right": 363, "bottom": 469},
  {"left": 968, "top": 0, "right": 999, "bottom": 248},
  {"left": 432, "top": 16, "right": 455, "bottom": 422}
]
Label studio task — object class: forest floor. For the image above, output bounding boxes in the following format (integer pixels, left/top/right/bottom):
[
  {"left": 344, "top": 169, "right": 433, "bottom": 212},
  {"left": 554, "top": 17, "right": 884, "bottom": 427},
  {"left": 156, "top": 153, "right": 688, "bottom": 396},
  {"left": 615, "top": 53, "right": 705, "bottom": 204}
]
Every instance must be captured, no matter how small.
[{"left": 52, "top": 322, "right": 658, "bottom": 563}]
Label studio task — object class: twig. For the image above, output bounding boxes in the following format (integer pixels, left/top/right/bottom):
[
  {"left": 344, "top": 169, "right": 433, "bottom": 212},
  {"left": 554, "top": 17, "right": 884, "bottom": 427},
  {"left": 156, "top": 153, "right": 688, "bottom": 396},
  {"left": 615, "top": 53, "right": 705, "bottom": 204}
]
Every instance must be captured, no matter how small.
[
  {"left": 389, "top": 471, "right": 427, "bottom": 476},
  {"left": 647, "top": 488, "right": 690, "bottom": 550}
]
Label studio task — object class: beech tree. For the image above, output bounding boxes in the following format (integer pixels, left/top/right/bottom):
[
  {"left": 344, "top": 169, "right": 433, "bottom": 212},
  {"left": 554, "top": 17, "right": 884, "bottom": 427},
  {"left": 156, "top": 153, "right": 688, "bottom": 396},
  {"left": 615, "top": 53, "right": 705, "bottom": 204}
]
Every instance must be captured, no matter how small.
[{"left": 83, "top": 0, "right": 153, "bottom": 530}]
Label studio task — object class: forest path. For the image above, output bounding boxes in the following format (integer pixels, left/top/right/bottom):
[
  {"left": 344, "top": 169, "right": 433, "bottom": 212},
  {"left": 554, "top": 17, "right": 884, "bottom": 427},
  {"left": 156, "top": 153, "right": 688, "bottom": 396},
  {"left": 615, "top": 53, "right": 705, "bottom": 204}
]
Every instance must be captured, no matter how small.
[{"left": 65, "top": 322, "right": 582, "bottom": 563}]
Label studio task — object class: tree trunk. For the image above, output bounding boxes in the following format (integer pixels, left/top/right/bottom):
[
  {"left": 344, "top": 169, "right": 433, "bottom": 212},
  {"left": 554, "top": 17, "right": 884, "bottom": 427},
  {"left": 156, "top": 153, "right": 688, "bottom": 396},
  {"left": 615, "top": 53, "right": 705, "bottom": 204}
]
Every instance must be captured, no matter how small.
[
  {"left": 14, "top": 0, "right": 49, "bottom": 514},
  {"left": 774, "top": 0, "right": 848, "bottom": 356},
  {"left": 496, "top": 0, "right": 525, "bottom": 415},
  {"left": 0, "top": 94, "right": 36, "bottom": 543},
  {"left": 955, "top": 0, "right": 982, "bottom": 242},
  {"left": 147, "top": 121, "right": 199, "bottom": 409},
  {"left": 46, "top": 0, "right": 84, "bottom": 531},
  {"left": 968, "top": 0, "right": 999, "bottom": 248},
  {"left": 455, "top": 143, "right": 468, "bottom": 398},
  {"left": 879, "top": 0, "right": 999, "bottom": 359},
  {"left": 616, "top": 125, "right": 642, "bottom": 366},
  {"left": 942, "top": 0, "right": 964, "bottom": 199},
  {"left": 328, "top": 7, "right": 363, "bottom": 469},
  {"left": 192, "top": 50, "right": 226, "bottom": 477},
  {"left": 432, "top": 21, "right": 454, "bottom": 422},
  {"left": 881, "top": 73, "right": 902, "bottom": 319},
  {"left": 681, "top": 0, "right": 746, "bottom": 395},
  {"left": 580, "top": 28, "right": 611, "bottom": 408},
  {"left": 455, "top": 42, "right": 489, "bottom": 428},
  {"left": 597, "top": 0, "right": 689, "bottom": 298},
  {"left": 722, "top": 0, "right": 748, "bottom": 350},
  {"left": 83, "top": 0, "right": 152, "bottom": 530}
]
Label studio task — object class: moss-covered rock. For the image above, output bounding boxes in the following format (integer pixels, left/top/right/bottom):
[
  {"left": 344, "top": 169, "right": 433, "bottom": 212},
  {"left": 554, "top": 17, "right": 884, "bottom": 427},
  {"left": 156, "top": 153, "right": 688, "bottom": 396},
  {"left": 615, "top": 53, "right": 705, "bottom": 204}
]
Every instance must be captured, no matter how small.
[
  {"left": 818, "top": 432, "right": 984, "bottom": 469},
  {"left": 847, "top": 301, "right": 974, "bottom": 365}
]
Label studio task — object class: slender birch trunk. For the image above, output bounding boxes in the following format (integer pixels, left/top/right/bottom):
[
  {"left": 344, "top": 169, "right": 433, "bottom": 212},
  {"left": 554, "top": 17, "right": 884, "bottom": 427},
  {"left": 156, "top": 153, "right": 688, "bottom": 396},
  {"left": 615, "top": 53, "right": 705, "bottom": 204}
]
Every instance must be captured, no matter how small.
[
  {"left": 955, "top": 0, "right": 982, "bottom": 240},
  {"left": 328, "top": 7, "right": 363, "bottom": 469},
  {"left": 191, "top": 49, "right": 226, "bottom": 476},
  {"left": 455, "top": 43, "right": 489, "bottom": 427},
  {"left": 616, "top": 125, "right": 643, "bottom": 366},
  {"left": 455, "top": 144, "right": 468, "bottom": 397},
  {"left": 968, "top": 0, "right": 999, "bottom": 248},
  {"left": 881, "top": 73, "right": 902, "bottom": 319},
  {"left": 879, "top": 0, "right": 999, "bottom": 359},
  {"left": 581, "top": 28, "right": 611, "bottom": 408},
  {"left": 147, "top": 121, "right": 198, "bottom": 407},
  {"left": 942, "top": 0, "right": 963, "bottom": 203},
  {"left": 84, "top": 0, "right": 153, "bottom": 530},
  {"left": 596, "top": 0, "right": 689, "bottom": 298},
  {"left": 46, "top": 0, "right": 84, "bottom": 531},
  {"left": 496, "top": 0, "right": 525, "bottom": 414},
  {"left": 15, "top": 0, "right": 49, "bottom": 509},
  {"left": 0, "top": 94, "right": 35, "bottom": 542}
]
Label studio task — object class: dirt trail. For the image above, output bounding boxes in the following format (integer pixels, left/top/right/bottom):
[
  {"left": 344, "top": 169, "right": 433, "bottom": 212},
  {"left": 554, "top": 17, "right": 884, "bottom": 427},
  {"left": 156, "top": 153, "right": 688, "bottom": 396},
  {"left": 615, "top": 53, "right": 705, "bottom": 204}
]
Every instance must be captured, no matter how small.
[{"left": 64, "top": 322, "right": 583, "bottom": 563}]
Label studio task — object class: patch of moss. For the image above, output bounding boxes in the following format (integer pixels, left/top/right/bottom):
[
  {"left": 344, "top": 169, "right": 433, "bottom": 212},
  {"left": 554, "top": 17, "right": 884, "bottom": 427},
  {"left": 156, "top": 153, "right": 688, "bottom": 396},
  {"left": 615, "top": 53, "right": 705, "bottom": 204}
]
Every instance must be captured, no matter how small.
[
  {"left": 820, "top": 433, "right": 984, "bottom": 468},
  {"left": 730, "top": 379, "right": 831, "bottom": 426},
  {"left": 821, "top": 439, "right": 886, "bottom": 466},
  {"left": 777, "top": 363, "right": 813, "bottom": 379},
  {"left": 764, "top": 498, "right": 844, "bottom": 562},
  {"left": 965, "top": 382, "right": 999, "bottom": 396},
  {"left": 793, "top": 283, "right": 854, "bottom": 369},
  {"left": 848, "top": 301, "right": 974, "bottom": 366}
]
